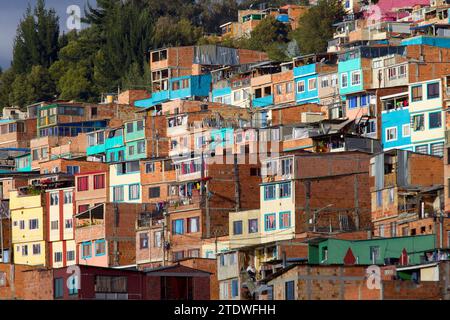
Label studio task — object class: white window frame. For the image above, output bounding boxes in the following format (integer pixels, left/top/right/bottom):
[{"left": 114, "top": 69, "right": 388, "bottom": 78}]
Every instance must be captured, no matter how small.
[
  {"left": 341, "top": 73, "right": 348, "bottom": 88},
  {"left": 351, "top": 70, "right": 361, "bottom": 86},
  {"left": 308, "top": 78, "right": 317, "bottom": 91},
  {"left": 385, "top": 127, "right": 398, "bottom": 142}
]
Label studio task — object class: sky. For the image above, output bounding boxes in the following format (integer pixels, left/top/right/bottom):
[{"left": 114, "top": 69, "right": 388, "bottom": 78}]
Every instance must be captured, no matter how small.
[{"left": 0, "top": 0, "right": 95, "bottom": 70}]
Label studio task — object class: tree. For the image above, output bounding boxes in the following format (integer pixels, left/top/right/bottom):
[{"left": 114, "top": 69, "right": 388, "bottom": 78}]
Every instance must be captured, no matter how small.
[
  {"left": 245, "top": 16, "right": 291, "bottom": 61},
  {"left": 12, "top": 0, "right": 59, "bottom": 73},
  {"left": 291, "top": 0, "right": 345, "bottom": 54},
  {"left": 10, "top": 65, "right": 56, "bottom": 108},
  {"left": 152, "top": 17, "right": 203, "bottom": 48},
  {"left": 0, "top": 69, "right": 17, "bottom": 108}
]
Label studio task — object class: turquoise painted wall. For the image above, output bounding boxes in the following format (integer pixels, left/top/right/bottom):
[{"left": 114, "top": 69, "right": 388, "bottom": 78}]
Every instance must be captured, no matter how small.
[
  {"left": 309, "top": 234, "right": 436, "bottom": 265},
  {"left": 338, "top": 57, "right": 363, "bottom": 95}
]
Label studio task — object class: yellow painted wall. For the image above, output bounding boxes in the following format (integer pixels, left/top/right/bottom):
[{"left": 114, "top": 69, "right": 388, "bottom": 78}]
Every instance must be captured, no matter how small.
[
  {"left": 228, "top": 209, "right": 261, "bottom": 249},
  {"left": 260, "top": 181, "right": 296, "bottom": 243},
  {"left": 13, "top": 241, "right": 46, "bottom": 266},
  {"left": 10, "top": 191, "right": 47, "bottom": 266}
]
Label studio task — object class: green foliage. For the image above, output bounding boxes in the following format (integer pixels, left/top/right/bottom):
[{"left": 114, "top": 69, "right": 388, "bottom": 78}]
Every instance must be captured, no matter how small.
[
  {"left": 10, "top": 65, "right": 56, "bottom": 108},
  {"left": 12, "top": 0, "right": 59, "bottom": 73},
  {"left": 291, "top": 0, "right": 345, "bottom": 54},
  {"left": 244, "top": 16, "right": 291, "bottom": 61}
]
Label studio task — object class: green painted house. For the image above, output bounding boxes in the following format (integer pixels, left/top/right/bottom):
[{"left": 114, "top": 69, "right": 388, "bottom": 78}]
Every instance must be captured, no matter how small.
[{"left": 308, "top": 234, "right": 436, "bottom": 266}]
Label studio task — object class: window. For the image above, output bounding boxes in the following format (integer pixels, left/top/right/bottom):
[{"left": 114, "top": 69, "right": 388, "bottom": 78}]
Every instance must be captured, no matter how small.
[
  {"left": 348, "top": 96, "right": 358, "bottom": 109},
  {"left": 285, "top": 281, "right": 295, "bottom": 300},
  {"left": 398, "top": 65, "right": 407, "bottom": 78},
  {"left": 388, "top": 67, "right": 397, "bottom": 80},
  {"left": 77, "top": 176, "right": 89, "bottom": 191},
  {"left": 279, "top": 211, "right": 291, "bottom": 229},
  {"left": 220, "top": 281, "right": 229, "bottom": 299},
  {"left": 279, "top": 182, "right": 291, "bottom": 198},
  {"left": 187, "top": 217, "right": 199, "bottom": 233},
  {"left": 94, "top": 174, "right": 105, "bottom": 189},
  {"left": 412, "top": 114, "right": 425, "bottom": 131},
  {"left": 391, "top": 222, "right": 397, "bottom": 237},
  {"left": 385, "top": 127, "right": 397, "bottom": 142},
  {"left": 64, "top": 191, "right": 73, "bottom": 204},
  {"left": 233, "top": 90, "right": 241, "bottom": 101},
  {"left": 67, "top": 250, "right": 75, "bottom": 261},
  {"left": 388, "top": 188, "right": 394, "bottom": 204},
  {"left": 51, "top": 220, "right": 59, "bottom": 230},
  {"left": 429, "top": 112, "right": 442, "bottom": 129},
  {"left": 276, "top": 84, "right": 282, "bottom": 95},
  {"left": 233, "top": 220, "right": 243, "bottom": 235},
  {"left": 370, "top": 246, "right": 380, "bottom": 263},
  {"left": 415, "top": 145, "right": 428, "bottom": 154},
  {"left": 351, "top": 71, "right": 361, "bottom": 86},
  {"left": 125, "top": 161, "right": 140, "bottom": 173},
  {"left": 281, "top": 158, "right": 292, "bottom": 176},
  {"left": 129, "top": 184, "right": 140, "bottom": 200},
  {"left": 29, "top": 219, "right": 39, "bottom": 230},
  {"left": 341, "top": 73, "right": 348, "bottom": 88},
  {"left": 172, "top": 219, "right": 184, "bottom": 235},
  {"left": 32, "top": 244, "right": 41, "bottom": 255},
  {"left": 50, "top": 192, "right": 59, "bottom": 206},
  {"left": 54, "top": 278, "right": 64, "bottom": 299},
  {"left": 173, "top": 251, "right": 184, "bottom": 261},
  {"left": 54, "top": 252, "right": 63, "bottom": 263},
  {"left": 129, "top": 145, "right": 135, "bottom": 156},
  {"left": 154, "top": 231, "right": 162, "bottom": 248},
  {"left": 22, "top": 245, "right": 28, "bottom": 256},
  {"left": 136, "top": 120, "right": 144, "bottom": 131},
  {"left": 231, "top": 279, "right": 239, "bottom": 298},
  {"left": 65, "top": 219, "right": 73, "bottom": 229},
  {"left": 95, "top": 240, "right": 106, "bottom": 256},
  {"left": 376, "top": 191, "right": 382, "bottom": 207},
  {"left": 427, "top": 82, "right": 440, "bottom": 99},
  {"left": 286, "top": 82, "right": 293, "bottom": 93},
  {"left": 19, "top": 220, "right": 25, "bottom": 230},
  {"left": 78, "top": 204, "right": 89, "bottom": 214},
  {"left": 139, "top": 233, "right": 149, "bottom": 249},
  {"left": 149, "top": 187, "right": 161, "bottom": 198},
  {"left": 402, "top": 124, "right": 411, "bottom": 137},
  {"left": 137, "top": 141, "right": 145, "bottom": 154},
  {"left": 67, "top": 166, "right": 79, "bottom": 175},
  {"left": 188, "top": 249, "right": 200, "bottom": 258},
  {"left": 431, "top": 142, "right": 444, "bottom": 157},
  {"left": 411, "top": 85, "right": 422, "bottom": 102},
  {"left": 265, "top": 213, "right": 276, "bottom": 231},
  {"left": 145, "top": 163, "right": 155, "bottom": 173},
  {"left": 308, "top": 78, "right": 317, "bottom": 91},
  {"left": 321, "top": 76, "right": 329, "bottom": 88},
  {"left": 126, "top": 122, "right": 134, "bottom": 133},
  {"left": 113, "top": 186, "right": 124, "bottom": 202},
  {"left": 297, "top": 80, "right": 305, "bottom": 93},
  {"left": 360, "top": 94, "right": 369, "bottom": 107},
  {"left": 264, "top": 185, "right": 276, "bottom": 200},
  {"left": 248, "top": 219, "right": 258, "bottom": 233},
  {"left": 250, "top": 168, "right": 261, "bottom": 176}
]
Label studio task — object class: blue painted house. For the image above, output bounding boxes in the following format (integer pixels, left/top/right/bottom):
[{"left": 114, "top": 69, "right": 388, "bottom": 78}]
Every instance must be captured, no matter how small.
[
  {"left": 380, "top": 92, "right": 412, "bottom": 151},
  {"left": 86, "top": 128, "right": 125, "bottom": 163},
  {"left": 294, "top": 63, "right": 319, "bottom": 104},
  {"left": 135, "top": 74, "right": 212, "bottom": 108},
  {"left": 14, "top": 153, "right": 32, "bottom": 172},
  {"left": 124, "top": 119, "right": 146, "bottom": 161}
]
